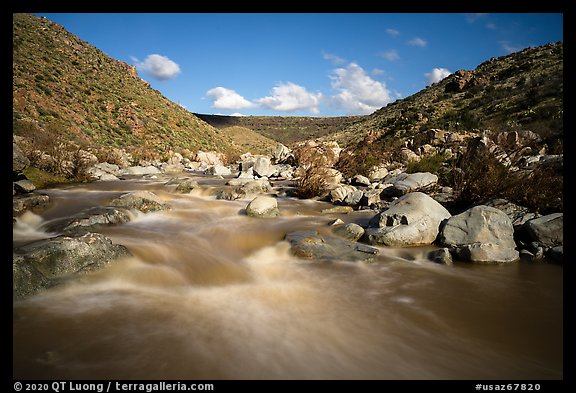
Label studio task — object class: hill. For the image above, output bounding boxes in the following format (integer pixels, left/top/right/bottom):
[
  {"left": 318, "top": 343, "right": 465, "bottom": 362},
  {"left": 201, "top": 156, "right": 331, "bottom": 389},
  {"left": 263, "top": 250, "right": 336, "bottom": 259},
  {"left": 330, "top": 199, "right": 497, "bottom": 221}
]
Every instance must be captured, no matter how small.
[
  {"left": 13, "top": 13, "right": 241, "bottom": 160},
  {"left": 194, "top": 114, "right": 365, "bottom": 146},
  {"left": 326, "top": 42, "right": 563, "bottom": 155}
]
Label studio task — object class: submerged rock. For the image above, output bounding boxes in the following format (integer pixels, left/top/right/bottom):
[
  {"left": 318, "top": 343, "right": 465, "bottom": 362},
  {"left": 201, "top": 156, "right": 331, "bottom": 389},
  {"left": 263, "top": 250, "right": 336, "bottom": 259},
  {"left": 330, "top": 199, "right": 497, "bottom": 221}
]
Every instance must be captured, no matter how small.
[
  {"left": 333, "top": 223, "right": 365, "bottom": 242},
  {"left": 45, "top": 206, "right": 133, "bottom": 234},
  {"left": 13, "top": 193, "right": 50, "bottom": 217},
  {"left": 285, "top": 230, "right": 378, "bottom": 262}
]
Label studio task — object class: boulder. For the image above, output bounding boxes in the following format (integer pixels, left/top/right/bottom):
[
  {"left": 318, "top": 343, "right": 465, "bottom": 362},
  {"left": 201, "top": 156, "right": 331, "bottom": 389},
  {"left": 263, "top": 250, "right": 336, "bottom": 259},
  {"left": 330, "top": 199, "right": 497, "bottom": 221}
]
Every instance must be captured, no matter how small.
[
  {"left": 399, "top": 148, "right": 420, "bottom": 164},
  {"left": 365, "top": 192, "right": 451, "bottom": 247},
  {"left": 368, "top": 165, "right": 389, "bottom": 181},
  {"left": 13, "top": 143, "right": 30, "bottom": 173},
  {"left": 119, "top": 165, "right": 161, "bottom": 176},
  {"left": 428, "top": 248, "right": 453, "bottom": 265},
  {"left": 480, "top": 199, "right": 540, "bottom": 228},
  {"left": 196, "top": 150, "right": 224, "bottom": 166},
  {"left": 14, "top": 179, "right": 36, "bottom": 194},
  {"left": 285, "top": 230, "right": 378, "bottom": 262},
  {"left": 439, "top": 205, "right": 519, "bottom": 263},
  {"left": 216, "top": 188, "right": 246, "bottom": 201},
  {"left": 160, "top": 163, "right": 186, "bottom": 174},
  {"left": 330, "top": 185, "right": 357, "bottom": 204},
  {"left": 110, "top": 190, "right": 168, "bottom": 213},
  {"left": 273, "top": 143, "right": 295, "bottom": 165},
  {"left": 523, "top": 213, "right": 563, "bottom": 248},
  {"left": 241, "top": 180, "right": 273, "bottom": 195},
  {"left": 13, "top": 232, "right": 131, "bottom": 300},
  {"left": 382, "top": 172, "right": 438, "bottom": 197},
  {"left": 88, "top": 162, "right": 121, "bottom": 179},
  {"left": 343, "top": 190, "right": 363, "bottom": 206},
  {"left": 352, "top": 174, "right": 371, "bottom": 187},
  {"left": 252, "top": 156, "right": 276, "bottom": 178},
  {"left": 13, "top": 193, "right": 50, "bottom": 217},
  {"left": 205, "top": 164, "right": 232, "bottom": 176},
  {"left": 164, "top": 178, "right": 199, "bottom": 193},
  {"left": 45, "top": 206, "right": 133, "bottom": 233},
  {"left": 333, "top": 223, "right": 365, "bottom": 242},
  {"left": 361, "top": 189, "right": 383, "bottom": 207},
  {"left": 323, "top": 168, "right": 343, "bottom": 189},
  {"left": 246, "top": 196, "right": 279, "bottom": 218},
  {"left": 546, "top": 246, "right": 563, "bottom": 263}
]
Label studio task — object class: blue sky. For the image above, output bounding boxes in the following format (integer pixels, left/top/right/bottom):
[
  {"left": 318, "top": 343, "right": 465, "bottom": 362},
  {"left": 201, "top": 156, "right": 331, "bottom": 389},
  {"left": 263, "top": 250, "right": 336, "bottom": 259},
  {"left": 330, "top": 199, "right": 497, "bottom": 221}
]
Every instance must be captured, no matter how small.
[{"left": 38, "top": 13, "right": 563, "bottom": 117}]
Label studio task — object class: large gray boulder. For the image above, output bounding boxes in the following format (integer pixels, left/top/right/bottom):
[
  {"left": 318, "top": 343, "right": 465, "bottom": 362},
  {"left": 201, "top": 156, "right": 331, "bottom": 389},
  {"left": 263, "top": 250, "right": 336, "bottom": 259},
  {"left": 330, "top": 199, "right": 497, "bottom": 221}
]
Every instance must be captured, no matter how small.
[
  {"left": 382, "top": 172, "right": 438, "bottom": 197},
  {"left": 439, "top": 205, "right": 519, "bottom": 263},
  {"left": 205, "top": 164, "right": 232, "bottom": 176},
  {"left": 523, "top": 213, "right": 563, "bottom": 248},
  {"left": 13, "top": 232, "right": 131, "bottom": 300},
  {"left": 330, "top": 185, "right": 357, "bottom": 204},
  {"left": 246, "top": 196, "right": 279, "bottom": 218},
  {"left": 273, "top": 143, "right": 295, "bottom": 165},
  {"left": 253, "top": 156, "right": 276, "bottom": 178},
  {"left": 365, "top": 192, "right": 451, "bottom": 247}
]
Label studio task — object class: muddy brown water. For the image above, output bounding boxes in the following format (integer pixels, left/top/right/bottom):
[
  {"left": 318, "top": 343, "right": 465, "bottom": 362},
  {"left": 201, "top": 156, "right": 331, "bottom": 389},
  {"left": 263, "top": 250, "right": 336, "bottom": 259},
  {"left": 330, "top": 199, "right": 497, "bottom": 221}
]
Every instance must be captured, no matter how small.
[{"left": 13, "top": 174, "right": 563, "bottom": 380}]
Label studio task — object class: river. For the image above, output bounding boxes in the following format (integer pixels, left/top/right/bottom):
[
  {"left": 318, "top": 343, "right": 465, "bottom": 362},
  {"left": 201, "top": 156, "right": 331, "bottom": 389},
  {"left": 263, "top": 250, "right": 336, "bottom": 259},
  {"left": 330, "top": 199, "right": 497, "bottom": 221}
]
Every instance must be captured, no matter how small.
[{"left": 12, "top": 173, "right": 563, "bottom": 380}]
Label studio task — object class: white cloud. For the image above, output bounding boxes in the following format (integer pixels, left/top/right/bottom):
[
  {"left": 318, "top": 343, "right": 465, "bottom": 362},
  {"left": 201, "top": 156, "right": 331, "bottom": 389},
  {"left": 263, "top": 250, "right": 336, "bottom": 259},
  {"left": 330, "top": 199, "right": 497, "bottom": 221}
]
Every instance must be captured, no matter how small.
[
  {"left": 257, "top": 82, "right": 322, "bottom": 114},
  {"left": 322, "top": 51, "right": 346, "bottom": 65},
  {"left": 381, "top": 49, "right": 400, "bottom": 61},
  {"left": 486, "top": 22, "right": 497, "bottom": 30},
  {"left": 330, "top": 62, "right": 392, "bottom": 115},
  {"left": 466, "top": 13, "right": 489, "bottom": 23},
  {"left": 425, "top": 68, "right": 452, "bottom": 85},
  {"left": 206, "top": 87, "right": 256, "bottom": 110},
  {"left": 135, "top": 54, "right": 181, "bottom": 81},
  {"left": 386, "top": 28, "right": 400, "bottom": 37},
  {"left": 499, "top": 41, "right": 523, "bottom": 54},
  {"left": 407, "top": 37, "right": 427, "bottom": 47},
  {"left": 371, "top": 68, "right": 385, "bottom": 76},
  {"left": 230, "top": 112, "right": 247, "bottom": 117}
]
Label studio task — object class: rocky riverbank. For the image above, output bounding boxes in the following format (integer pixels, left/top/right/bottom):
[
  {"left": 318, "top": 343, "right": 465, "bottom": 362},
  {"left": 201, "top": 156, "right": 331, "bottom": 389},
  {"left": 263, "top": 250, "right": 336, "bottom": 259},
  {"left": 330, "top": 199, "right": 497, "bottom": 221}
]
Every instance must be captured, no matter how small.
[{"left": 13, "top": 131, "right": 563, "bottom": 300}]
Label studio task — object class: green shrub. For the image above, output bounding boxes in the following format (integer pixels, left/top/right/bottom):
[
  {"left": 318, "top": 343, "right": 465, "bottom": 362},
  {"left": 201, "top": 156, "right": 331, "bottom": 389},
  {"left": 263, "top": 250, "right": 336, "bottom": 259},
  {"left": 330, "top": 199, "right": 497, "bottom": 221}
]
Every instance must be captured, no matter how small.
[
  {"left": 406, "top": 153, "right": 448, "bottom": 174},
  {"left": 449, "top": 141, "right": 562, "bottom": 213}
]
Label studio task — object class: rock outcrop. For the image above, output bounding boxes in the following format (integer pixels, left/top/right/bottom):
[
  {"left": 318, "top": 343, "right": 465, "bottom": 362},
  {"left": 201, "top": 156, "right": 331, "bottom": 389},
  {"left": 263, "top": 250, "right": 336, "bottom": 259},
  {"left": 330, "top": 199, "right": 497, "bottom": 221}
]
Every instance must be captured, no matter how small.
[{"left": 13, "top": 232, "right": 131, "bottom": 300}]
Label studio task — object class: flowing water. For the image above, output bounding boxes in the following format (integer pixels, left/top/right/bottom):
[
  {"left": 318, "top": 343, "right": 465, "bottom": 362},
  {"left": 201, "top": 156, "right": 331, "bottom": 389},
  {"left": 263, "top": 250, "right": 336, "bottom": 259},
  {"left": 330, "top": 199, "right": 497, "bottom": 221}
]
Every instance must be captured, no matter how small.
[{"left": 13, "top": 173, "right": 563, "bottom": 380}]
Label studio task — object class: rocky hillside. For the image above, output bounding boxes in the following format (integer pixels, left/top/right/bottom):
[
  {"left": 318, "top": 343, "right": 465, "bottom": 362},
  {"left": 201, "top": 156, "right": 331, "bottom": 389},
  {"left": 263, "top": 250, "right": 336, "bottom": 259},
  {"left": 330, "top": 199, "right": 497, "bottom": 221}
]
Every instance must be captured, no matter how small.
[
  {"left": 13, "top": 13, "right": 240, "bottom": 158},
  {"left": 195, "top": 114, "right": 365, "bottom": 145},
  {"left": 327, "top": 42, "right": 563, "bottom": 154}
]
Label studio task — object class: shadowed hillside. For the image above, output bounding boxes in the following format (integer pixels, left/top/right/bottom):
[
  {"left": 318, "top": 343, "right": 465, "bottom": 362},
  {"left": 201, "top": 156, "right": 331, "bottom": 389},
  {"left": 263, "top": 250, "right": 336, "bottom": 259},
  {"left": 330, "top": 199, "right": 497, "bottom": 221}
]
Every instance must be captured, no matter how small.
[{"left": 194, "top": 114, "right": 365, "bottom": 145}]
